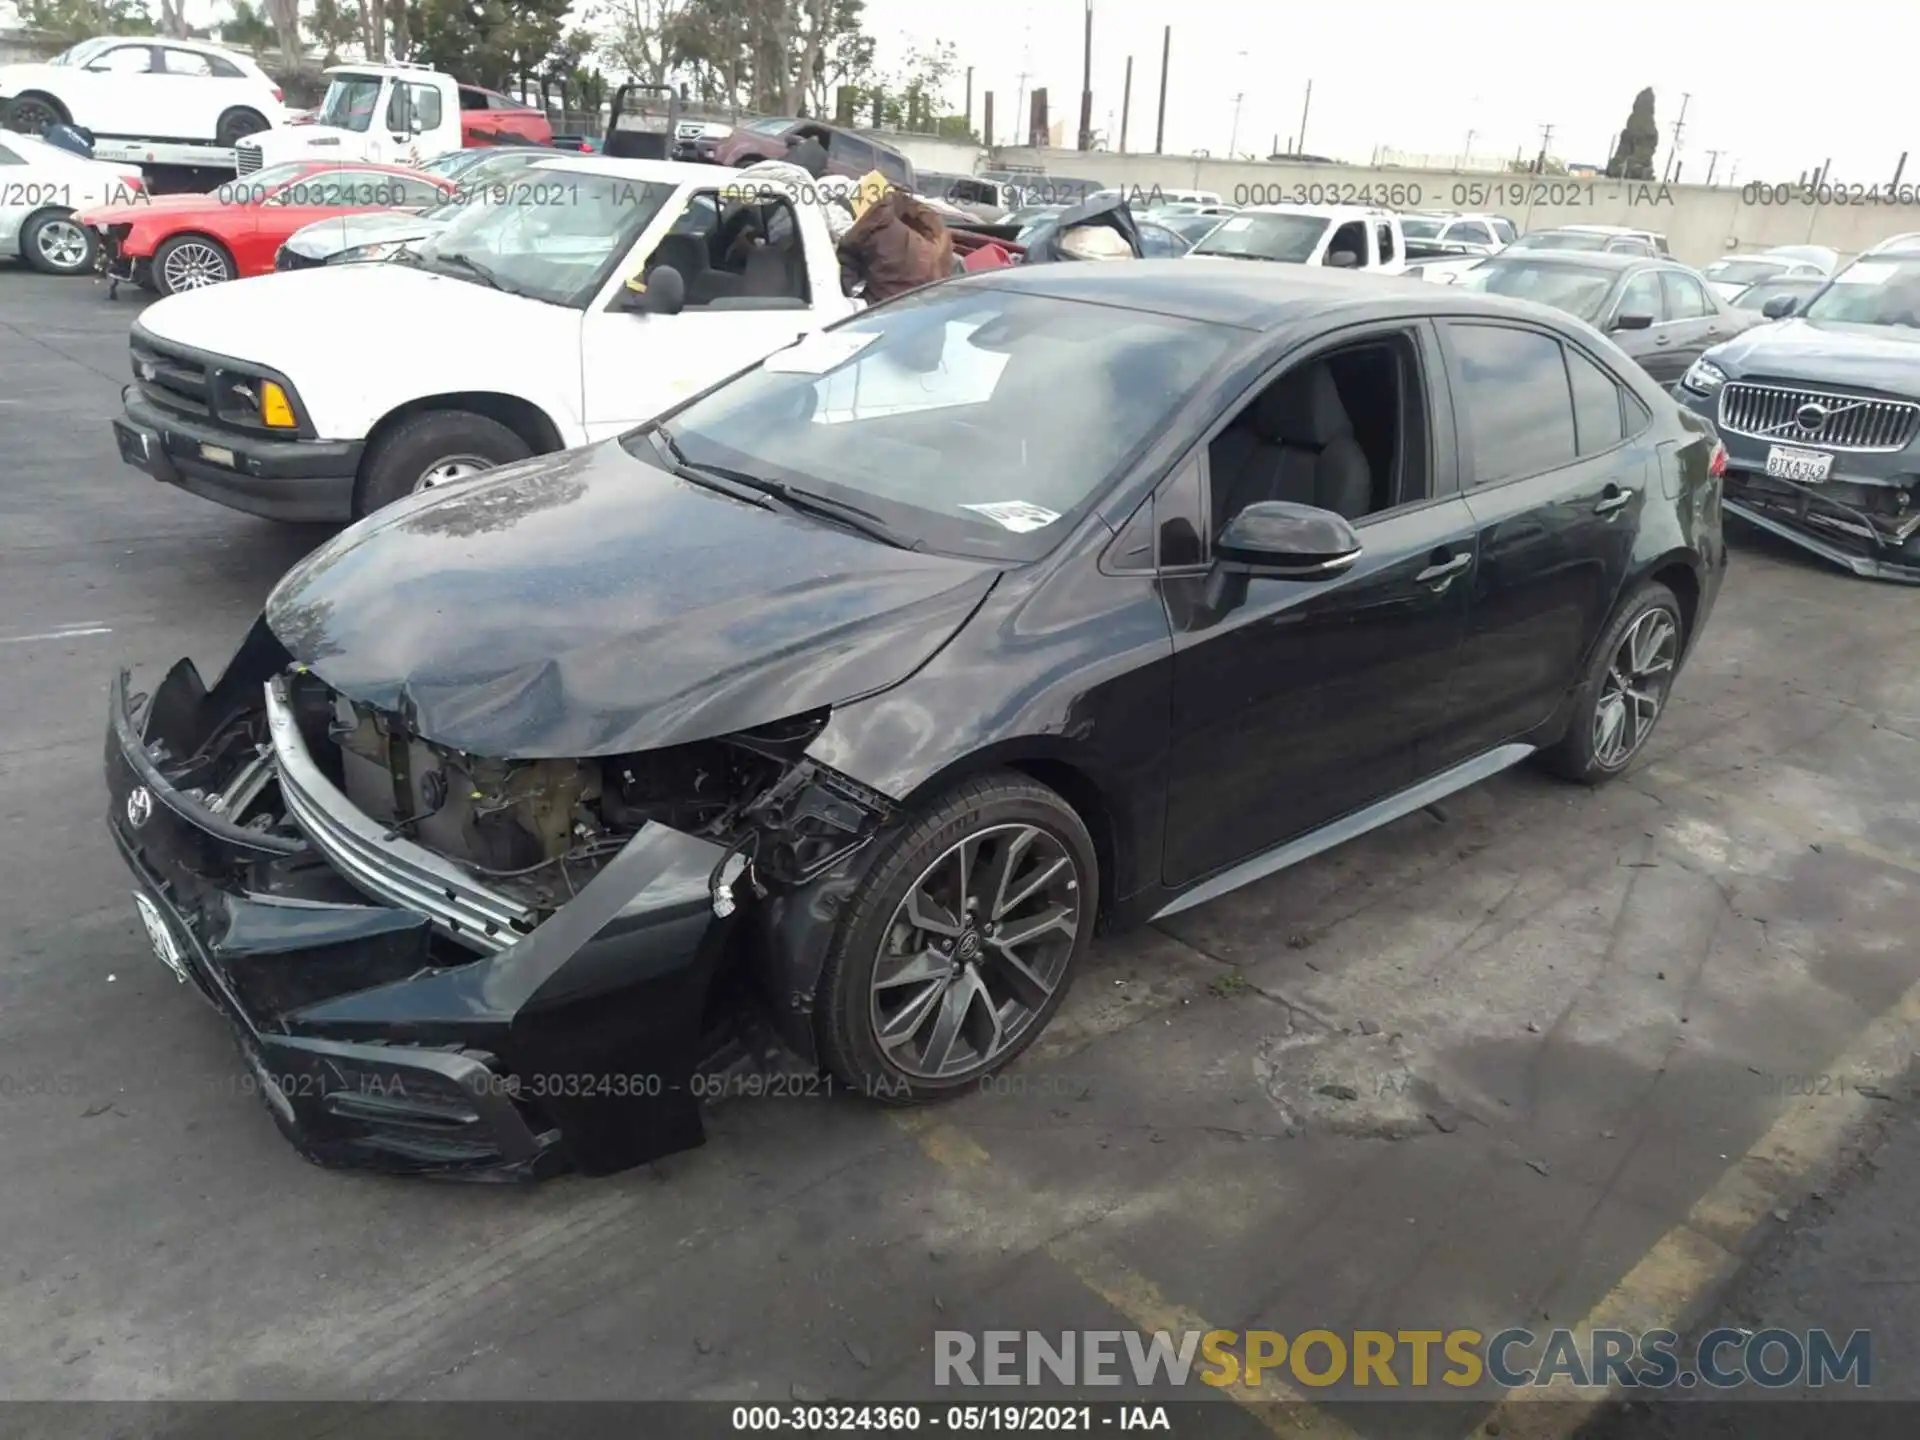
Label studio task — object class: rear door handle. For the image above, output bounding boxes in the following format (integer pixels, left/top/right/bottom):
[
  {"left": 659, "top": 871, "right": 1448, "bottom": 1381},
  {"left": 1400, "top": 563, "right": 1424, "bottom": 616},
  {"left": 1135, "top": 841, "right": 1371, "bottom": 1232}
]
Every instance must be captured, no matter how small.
[
  {"left": 1594, "top": 486, "right": 1636, "bottom": 515},
  {"left": 1416, "top": 552, "right": 1471, "bottom": 584}
]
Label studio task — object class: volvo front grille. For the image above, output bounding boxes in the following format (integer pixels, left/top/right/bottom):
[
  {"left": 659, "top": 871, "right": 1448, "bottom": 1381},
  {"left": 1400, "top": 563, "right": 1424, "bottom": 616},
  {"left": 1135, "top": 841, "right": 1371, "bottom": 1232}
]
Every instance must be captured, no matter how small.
[{"left": 1719, "top": 382, "right": 1920, "bottom": 453}]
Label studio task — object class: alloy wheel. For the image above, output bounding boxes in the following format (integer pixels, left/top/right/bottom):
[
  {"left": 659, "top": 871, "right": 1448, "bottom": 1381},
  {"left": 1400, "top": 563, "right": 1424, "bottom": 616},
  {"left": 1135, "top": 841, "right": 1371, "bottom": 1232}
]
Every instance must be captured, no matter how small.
[
  {"left": 160, "top": 242, "right": 230, "bottom": 291},
  {"left": 414, "top": 456, "right": 491, "bottom": 492},
  {"left": 1592, "top": 606, "right": 1678, "bottom": 770},
  {"left": 34, "top": 218, "right": 88, "bottom": 271},
  {"left": 869, "top": 823, "right": 1082, "bottom": 1081},
  {"left": 7, "top": 99, "right": 58, "bottom": 134}
]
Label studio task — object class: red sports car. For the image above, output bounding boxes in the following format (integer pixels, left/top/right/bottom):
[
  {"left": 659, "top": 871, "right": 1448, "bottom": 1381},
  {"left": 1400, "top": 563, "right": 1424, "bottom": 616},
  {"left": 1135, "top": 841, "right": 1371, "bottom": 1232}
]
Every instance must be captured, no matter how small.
[{"left": 76, "top": 160, "right": 455, "bottom": 296}]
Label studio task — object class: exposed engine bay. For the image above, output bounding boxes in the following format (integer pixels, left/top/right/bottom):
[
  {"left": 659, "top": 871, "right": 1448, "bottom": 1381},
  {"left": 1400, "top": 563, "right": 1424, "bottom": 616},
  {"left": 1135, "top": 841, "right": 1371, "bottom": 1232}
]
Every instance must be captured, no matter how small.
[{"left": 273, "top": 670, "right": 893, "bottom": 930}]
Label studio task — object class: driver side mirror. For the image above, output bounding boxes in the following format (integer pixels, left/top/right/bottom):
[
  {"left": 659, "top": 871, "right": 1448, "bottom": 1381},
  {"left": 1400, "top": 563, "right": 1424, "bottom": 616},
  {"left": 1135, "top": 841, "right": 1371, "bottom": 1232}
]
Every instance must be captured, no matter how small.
[
  {"left": 1762, "top": 294, "right": 1800, "bottom": 319},
  {"left": 622, "top": 264, "right": 686, "bottom": 315},
  {"left": 1326, "top": 250, "right": 1360, "bottom": 269},
  {"left": 1215, "top": 501, "right": 1362, "bottom": 577},
  {"left": 1611, "top": 312, "right": 1654, "bottom": 331}
]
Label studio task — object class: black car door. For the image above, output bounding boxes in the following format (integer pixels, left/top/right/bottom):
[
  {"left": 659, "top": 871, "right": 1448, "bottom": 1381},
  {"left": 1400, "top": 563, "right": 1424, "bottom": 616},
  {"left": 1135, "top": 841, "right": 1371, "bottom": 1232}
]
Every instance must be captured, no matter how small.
[
  {"left": 1424, "top": 321, "right": 1648, "bottom": 770},
  {"left": 1657, "top": 268, "right": 1724, "bottom": 375},
  {"left": 1601, "top": 269, "right": 1673, "bottom": 379},
  {"left": 1159, "top": 321, "right": 1480, "bottom": 889}
]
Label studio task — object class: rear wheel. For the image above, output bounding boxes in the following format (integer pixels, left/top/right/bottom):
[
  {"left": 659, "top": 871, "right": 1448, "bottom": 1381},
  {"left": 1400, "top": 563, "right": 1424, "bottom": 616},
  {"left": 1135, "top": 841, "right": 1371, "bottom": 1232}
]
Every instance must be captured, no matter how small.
[
  {"left": 215, "top": 107, "right": 269, "bottom": 147},
  {"left": 355, "top": 410, "right": 534, "bottom": 517},
  {"left": 3, "top": 93, "right": 67, "bottom": 135},
  {"left": 22, "top": 210, "right": 96, "bottom": 275},
  {"left": 1541, "top": 582, "right": 1684, "bottom": 784},
  {"left": 814, "top": 772, "right": 1097, "bottom": 1102},
  {"left": 152, "top": 234, "right": 236, "bottom": 294}
]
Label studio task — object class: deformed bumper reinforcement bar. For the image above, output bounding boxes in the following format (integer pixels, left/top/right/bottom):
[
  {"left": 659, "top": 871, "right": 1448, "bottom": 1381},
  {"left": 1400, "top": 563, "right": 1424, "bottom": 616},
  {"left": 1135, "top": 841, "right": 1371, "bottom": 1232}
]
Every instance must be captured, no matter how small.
[{"left": 1724, "top": 497, "right": 1920, "bottom": 585}]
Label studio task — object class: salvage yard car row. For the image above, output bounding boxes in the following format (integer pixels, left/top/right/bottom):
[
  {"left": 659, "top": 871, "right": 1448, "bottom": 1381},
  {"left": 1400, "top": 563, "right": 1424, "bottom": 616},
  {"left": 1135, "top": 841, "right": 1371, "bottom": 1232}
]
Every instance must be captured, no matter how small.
[{"left": 9, "top": 82, "right": 1919, "bottom": 1179}]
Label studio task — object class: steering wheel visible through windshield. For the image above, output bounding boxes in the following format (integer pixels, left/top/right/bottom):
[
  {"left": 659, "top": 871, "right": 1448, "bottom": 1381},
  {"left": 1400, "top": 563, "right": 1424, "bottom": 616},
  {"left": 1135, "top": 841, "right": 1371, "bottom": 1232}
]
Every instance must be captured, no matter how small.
[
  {"left": 1800, "top": 258, "right": 1920, "bottom": 328},
  {"left": 641, "top": 286, "right": 1237, "bottom": 561},
  {"left": 410, "top": 172, "right": 675, "bottom": 307}
]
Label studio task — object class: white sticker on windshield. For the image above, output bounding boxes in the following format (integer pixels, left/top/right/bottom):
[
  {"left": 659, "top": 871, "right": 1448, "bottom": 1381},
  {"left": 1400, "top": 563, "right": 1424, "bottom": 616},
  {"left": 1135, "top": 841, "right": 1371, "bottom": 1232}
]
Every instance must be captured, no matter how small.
[
  {"left": 1835, "top": 262, "right": 1896, "bottom": 285},
  {"left": 763, "top": 331, "right": 879, "bottom": 373},
  {"left": 1219, "top": 216, "right": 1253, "bottom": 231},
  {"left": 961, "top": 500, "right": 1062, "bottom": 533}
]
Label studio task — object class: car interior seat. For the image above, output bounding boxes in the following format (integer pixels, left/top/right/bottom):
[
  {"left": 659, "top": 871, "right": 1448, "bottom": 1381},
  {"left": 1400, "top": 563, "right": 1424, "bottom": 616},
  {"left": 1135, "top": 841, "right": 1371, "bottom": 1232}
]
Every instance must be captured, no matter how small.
[{"left": 1210, "top": 363, "right": 1374, "bottom": 526}]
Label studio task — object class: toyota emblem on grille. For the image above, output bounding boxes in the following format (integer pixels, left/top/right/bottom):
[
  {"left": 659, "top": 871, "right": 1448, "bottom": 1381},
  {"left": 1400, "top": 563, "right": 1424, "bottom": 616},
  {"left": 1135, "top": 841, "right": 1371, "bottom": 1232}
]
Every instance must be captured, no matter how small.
[
  {"left": 1795, "top": 402, "right": 1829, "bottom": 431},
  {"left": 125, "top": 785, "right": 153, "bottom": 829}
]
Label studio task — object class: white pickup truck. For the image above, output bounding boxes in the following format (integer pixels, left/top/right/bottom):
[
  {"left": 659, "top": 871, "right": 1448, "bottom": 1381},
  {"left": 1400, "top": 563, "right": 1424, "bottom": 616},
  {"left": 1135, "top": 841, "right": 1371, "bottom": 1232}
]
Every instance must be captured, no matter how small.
[
  {"left": 1184, "top": 204, "right": 1412, "bottom": 273},
  {"left": 110, "top": 156, "right": 860, "bottom": 522},
  {"left": 233, "top": 62, "right": 551, "bottom": 176}
]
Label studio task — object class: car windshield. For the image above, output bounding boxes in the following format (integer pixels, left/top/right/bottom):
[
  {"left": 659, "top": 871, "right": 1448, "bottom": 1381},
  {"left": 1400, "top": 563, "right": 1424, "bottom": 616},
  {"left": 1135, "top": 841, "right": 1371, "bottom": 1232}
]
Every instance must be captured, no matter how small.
[
  {"left": 1400, "top": 217, "right": 1444, "bottom": 239},
  {"left": 419, "top": 149, "right": 491, "bottom": 180},
  {"left": 316, "top": 75, "right": 385, "bottom": 134},
  {"left": 1190, "top": 212, "right": 1330, "bottom": 262},
  {"left": 410, "top": 172, "right": 673, "bottom": 307},
  {"left": 1800, "top": 258, "right": 1920, "bottom": 328},
  {"left": 1162, "top": 214, "right": 1226, "bottom": 243},
  {"left": 49, "top": 38, "right": 113, "bottom": 65},
  {"left": 1704, "top": 258, "right": 1786, "bottom": 284},
  {"left": 1455, "top": 260, "right": 1617, "bottom": 322},
  {"left": 644, "top": 287, "right": 1237, "bottom": 562},
  {"left": 1731, "top": 279, "right": 1821, "bottom": 312},
  {"left": 423, "top": 152, "right": 542, "bottom": 216},
  {"left": 1508, "top": 231, "right": 1614, "bottom": 253}
]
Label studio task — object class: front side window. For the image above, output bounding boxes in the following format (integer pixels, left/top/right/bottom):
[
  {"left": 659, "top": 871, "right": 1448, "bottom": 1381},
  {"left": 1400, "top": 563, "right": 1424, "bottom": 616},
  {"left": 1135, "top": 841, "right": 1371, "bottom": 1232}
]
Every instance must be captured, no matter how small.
[
  {"left": 1613, "top": 271, "right": 1666, "bottom": 324},
  {"left": 640, "top": 190, "right": 810, "bottom": 306},
  {"left": 317, "top": 75, "right": 385, "bottom": 134},
  {"left": 1190, "top": 212, "right": 1331, "bottom": 263},
  {"left": 1660, "top": 270, "right": 1712, "bottom": 318},
  {"left": 411, "top": 173, "right": 675, "bottom": 307},
  {"left": 1446, "top": 323, "right": 1578, "bottom": 486},
  {"left": 90, "top": 45, "right": 155, "bottom": 75},
  {"left": 649, "top": 289, "right": 1238, "bottom": 561}
]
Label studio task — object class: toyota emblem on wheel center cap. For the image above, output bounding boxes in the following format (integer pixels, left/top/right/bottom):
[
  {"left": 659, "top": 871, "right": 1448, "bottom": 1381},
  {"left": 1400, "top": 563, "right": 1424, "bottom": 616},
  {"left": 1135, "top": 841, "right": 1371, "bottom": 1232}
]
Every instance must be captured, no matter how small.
[{"left": 125, "top": 785, "right": 153, "bottom": 828}]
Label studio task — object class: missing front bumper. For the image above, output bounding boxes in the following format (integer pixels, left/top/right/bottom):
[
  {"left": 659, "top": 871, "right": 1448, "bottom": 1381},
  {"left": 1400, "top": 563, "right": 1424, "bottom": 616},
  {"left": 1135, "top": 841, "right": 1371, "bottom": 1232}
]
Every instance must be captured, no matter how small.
[
  {"left": 1723, "top": 476, "right": 1920, "bottom": 585},
  {"left": 103, "top": 629, "right": 740, "bottom": 1180}
]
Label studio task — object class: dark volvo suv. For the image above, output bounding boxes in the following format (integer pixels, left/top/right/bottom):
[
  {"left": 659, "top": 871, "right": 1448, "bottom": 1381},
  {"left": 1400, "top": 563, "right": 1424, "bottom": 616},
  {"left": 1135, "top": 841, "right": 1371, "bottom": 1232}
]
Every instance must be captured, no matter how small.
[{"left": 1675, "top": 241, "right": 1920, "bottom": 581}]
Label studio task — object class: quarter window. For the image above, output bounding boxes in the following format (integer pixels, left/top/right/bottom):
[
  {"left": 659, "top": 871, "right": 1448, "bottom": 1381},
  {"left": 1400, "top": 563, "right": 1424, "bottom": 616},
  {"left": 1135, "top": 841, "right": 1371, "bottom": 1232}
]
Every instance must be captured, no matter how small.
[
  {"left": 1565, "top": 347, "right": 1626, "bottom": 454},
  {"left": 1445, "top": 323, "right": 1578, "bottom": 485}
]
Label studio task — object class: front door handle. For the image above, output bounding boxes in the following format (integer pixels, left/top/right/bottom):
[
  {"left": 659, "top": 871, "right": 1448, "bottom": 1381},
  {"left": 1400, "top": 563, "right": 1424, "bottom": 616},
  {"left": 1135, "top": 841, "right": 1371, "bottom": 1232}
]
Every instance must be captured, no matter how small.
[
  {"left": 1415, "top": 552, "right": 1471, "bottom": 585},
  {"left": 1594, "top": 486, "right": 1636, "bottom": 515}
]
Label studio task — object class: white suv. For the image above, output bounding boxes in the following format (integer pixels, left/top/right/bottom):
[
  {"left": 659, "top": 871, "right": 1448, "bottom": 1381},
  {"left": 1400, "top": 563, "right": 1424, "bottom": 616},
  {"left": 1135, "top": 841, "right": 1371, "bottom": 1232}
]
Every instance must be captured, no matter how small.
[{"left": 0, "top": 36, "right": 285, "bottom": 148}]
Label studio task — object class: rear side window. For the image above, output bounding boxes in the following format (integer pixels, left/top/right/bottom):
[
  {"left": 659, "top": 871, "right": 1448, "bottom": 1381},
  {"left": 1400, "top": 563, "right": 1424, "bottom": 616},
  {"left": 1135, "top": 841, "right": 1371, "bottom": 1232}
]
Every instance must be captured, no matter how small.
[
  {"left": 875, "top": 147, "right": 913, "bottom": 188},
  {"left": 1566, "top": 346, "right": 1626, "bottom": 454},
  {"left": 1376, "top": 222, "right": 1395, "bottom": 264},
  {"left": 1445, "top": 323, "right": 1578, "bottom": 485},
  {"left": 830, "top": 133, "right": 877, "bottom": 172}
]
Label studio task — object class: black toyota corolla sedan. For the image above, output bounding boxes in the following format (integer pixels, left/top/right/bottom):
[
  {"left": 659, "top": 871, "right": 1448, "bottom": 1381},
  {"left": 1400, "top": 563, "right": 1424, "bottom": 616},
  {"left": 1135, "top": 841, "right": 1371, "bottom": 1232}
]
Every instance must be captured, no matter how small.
[{"left": 104, "top": 262, "right": 1728, "bottom": 1180}]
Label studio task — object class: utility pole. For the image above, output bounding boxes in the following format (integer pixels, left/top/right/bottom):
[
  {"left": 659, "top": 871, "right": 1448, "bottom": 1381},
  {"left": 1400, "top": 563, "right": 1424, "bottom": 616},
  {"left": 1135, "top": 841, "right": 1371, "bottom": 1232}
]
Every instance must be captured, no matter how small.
[
  {"left": 1703, "top": 148, "right": 1723, "bottom": 186},
  {"left": 1297, "top": 79, "right": 1313, "bottom": 154},
  {"left": 1535, "top": 122, "right": 1554, "bottom": 174},
  {"left": 983, "top": 92, "right": 995, "bottom": 148},
  {"left": 1077, "top": 1, "right": 1094, "bottom": 152},
  {"left": 1664, "top": 92, "right": 1691, "bottom": 181},
  {"left": 1119, "top": 55, "right": 1132, "bottom": 153},
  {"left": 964, "top": 67, "right": 973, "bottom": 134},
  {"left": 1013, "top": 14, "right": 1033, "bottom": 147},
  {"left": 1228, "top": 93, "right": 1244, "bottom": 158},
  {"left": 1154, "top": 26, "right": 1170, "bottom": 154},
  {"left": 1463, "top": 128, "right": 1476, "bottom": 164}
]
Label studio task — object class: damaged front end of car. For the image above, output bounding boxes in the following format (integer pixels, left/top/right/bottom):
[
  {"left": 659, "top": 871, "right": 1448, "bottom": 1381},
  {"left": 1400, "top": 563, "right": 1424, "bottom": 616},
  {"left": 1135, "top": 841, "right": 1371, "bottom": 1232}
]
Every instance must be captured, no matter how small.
[
  {"left": 1722, "top": 468, "right": 1920, "bottom": 583},
  {"left": 105, "top": 616, "right": 896, "bottom": 1180}
]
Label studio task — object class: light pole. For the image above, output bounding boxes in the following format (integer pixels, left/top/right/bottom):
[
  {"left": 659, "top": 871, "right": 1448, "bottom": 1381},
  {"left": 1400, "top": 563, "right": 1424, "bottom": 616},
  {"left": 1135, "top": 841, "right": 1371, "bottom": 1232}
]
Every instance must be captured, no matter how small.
[{"left": 1228, "top": 94, "right": 1245, "bottom": 158}]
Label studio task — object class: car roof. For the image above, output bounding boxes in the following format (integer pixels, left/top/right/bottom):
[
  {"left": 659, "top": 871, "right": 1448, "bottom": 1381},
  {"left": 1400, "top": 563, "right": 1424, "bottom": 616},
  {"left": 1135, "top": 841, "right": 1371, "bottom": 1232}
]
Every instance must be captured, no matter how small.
[
  {"left": 513, "top": 154, "right": 748, "bottom": 186},
  {"left": 1239, "top": 203, "right": 1396, "bottom": 221},
  {"left": 961, "top": 257, "right": 1591, "bottom": 333},
  {"left": 1557, "top": 223, "right": 1664, "bottom": 238},
  {"left": 1478, "top": 250, "right": 1659, "bottom": 272}
]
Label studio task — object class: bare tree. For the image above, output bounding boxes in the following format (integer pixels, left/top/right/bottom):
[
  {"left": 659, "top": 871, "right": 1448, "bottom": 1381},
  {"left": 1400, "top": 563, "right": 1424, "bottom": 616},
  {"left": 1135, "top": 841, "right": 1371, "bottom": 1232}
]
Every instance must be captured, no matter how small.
[
  {"left": 263, "top": 0, "right": 304, "bottom": 71},
  {"left": 155, "top": 0, "right": 190, "bottom": 38}
]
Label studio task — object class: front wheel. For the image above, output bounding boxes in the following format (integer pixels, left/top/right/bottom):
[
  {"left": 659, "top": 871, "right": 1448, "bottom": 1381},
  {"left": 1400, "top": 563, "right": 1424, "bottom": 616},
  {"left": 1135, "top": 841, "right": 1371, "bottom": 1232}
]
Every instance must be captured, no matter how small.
[
  {"left": 814, "top": 772, "right": 1098, "bottom": 1101},
  {"left": 22, "top": 210, "right": 96, "bottom": 275},
  {"left": 354, "top": 410, "right": 534, "bottom": 517},
  {"left": 152, "top": 234, "right": 236, "bottom": 294},
  {"left": 1540, "top": 582, "right": 1685, "bottom": 784},
  {"left": 4, "top": 93, "right": 67, "bottom": 135}
]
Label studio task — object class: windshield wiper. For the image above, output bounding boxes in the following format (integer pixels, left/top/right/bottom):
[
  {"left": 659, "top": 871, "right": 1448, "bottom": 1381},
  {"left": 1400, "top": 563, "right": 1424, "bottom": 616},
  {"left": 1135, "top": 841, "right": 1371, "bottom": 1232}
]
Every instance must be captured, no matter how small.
[
  {"left": 428, "top": 250, "right": 518, "bottom": 295},
  {"left": 648, "top": 429, "right": 916, "bottom": 549}
]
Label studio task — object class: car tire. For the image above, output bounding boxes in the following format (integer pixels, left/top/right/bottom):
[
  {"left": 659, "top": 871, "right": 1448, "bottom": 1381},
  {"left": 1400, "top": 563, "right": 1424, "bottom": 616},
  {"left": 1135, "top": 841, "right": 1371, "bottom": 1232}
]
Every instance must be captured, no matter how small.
[
  {"left": 355, "top": 411, "right": 534, "bottom": 516},
  {"left": 3, "top": 92, "right": 67, "bottom": 134},
  {"left": 215, "top": 108, "right": 269, "bottom": 147},
  {"left": 21, "top": 209, "right": 97, "bottom": 276},
  {"left": 813, "top": 771, "right": 1098, "bottom": 1104},
  {"left": 1540, "top": 581, "right": 1685, "bottom": 785},
  {"left": 151, "top": 234, "right": 236, "bottom": 294}
]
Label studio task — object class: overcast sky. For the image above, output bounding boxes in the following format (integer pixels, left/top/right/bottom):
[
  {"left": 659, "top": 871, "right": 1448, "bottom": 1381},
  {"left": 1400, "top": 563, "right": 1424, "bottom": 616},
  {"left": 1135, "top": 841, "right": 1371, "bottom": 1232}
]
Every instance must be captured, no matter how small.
[{"left": 860, "top": 0, "right": 1913, "bottom": 183}]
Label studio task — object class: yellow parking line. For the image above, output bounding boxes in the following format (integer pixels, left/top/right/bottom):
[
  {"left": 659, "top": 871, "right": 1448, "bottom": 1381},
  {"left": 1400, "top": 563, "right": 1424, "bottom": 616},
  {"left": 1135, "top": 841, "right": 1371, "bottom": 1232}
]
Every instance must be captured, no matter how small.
[
  {"left": 1483, "top": 973, "right": 1920, "bottom": 1438},
  {"left": 902, "top": 1116, "right": 1360, "bottom": 1438}
]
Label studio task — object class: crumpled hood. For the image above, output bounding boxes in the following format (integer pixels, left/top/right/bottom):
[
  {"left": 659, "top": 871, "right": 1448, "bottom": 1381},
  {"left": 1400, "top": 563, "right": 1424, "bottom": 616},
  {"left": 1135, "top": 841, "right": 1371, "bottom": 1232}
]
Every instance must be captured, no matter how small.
[
  {"left": 1708, "top": 317, "right": 1920, "bottom": 389},
  {"left": 263, "top": 440, "right": 1000, "bottom": 759},
  {"left": 284, "top": 210, "right": 448, "bottom": 259}
]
